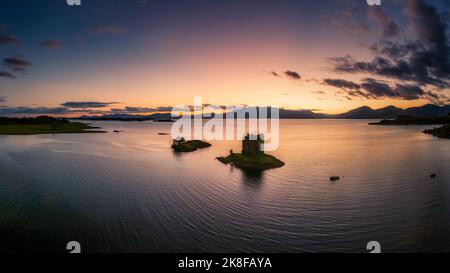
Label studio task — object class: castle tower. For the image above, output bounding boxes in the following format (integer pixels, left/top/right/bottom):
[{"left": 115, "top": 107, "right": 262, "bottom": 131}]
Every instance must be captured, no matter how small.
[{"left": 242, "top": 134, "right": 264, "bottom": 156}]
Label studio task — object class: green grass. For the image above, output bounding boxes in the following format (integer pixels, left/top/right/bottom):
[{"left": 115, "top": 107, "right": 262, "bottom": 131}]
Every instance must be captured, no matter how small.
[
  {"left": 217, "top": 153, "right": 285, "bottom": 171},
  {"left": 0, "top": 122, "right": 106, "bottom": 135}
]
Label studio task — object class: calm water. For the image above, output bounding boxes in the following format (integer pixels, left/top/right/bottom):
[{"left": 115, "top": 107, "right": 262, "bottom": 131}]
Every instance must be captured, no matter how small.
[{"left": 0, "top": 120, "right": 449, "bottom": 253}]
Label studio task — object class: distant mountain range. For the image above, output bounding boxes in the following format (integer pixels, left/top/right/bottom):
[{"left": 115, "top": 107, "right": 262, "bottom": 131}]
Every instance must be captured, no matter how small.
[
  {"left": 77, "top": 104, "right": 450, "bottom": 121},
  {"left": 329, "top": 104, "right": 450, "bottom": 119}
]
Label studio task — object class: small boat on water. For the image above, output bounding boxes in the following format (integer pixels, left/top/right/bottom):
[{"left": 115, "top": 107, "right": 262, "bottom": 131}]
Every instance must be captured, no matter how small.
[{"left": 330, "top": 176, "right": 340, "bottom": 181}]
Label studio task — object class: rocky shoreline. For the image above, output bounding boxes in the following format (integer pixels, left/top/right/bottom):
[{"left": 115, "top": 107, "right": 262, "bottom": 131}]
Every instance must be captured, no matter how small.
[
  {"left": 217, "top": 153, "right": 285, "bottom": 171},
  {"left": 424, "top": 125, "right": 450, "bottom": 139}
]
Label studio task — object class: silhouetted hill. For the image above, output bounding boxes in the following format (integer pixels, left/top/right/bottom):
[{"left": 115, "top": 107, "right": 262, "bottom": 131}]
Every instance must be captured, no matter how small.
[
  {"left": 76, "top": 104, "right": 450, "bottom": 120},
  {"left": 403, "top": 104, "right": 450, "bottom": 117},
  {"left": 225, "top": 107, "right": 325, "bottom": 119},
  {"left": 333, "top": 104, "right": 450, "bottom": 119},
  {"left": 333, "top": 105, "right": 405, "bottom": 119}
]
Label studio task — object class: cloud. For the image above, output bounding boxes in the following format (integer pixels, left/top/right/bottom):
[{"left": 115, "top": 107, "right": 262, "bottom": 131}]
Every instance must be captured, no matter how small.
[
  {"left": 3, "top": 55, "right": 31, "bottom": 72},
  {"left": 0, "top": 34, "right": 19, "bottom": 44},
  {"left": 0, "top": 71, "right": 15, "bottom": 79},
  {"left": 270, "top": 70, "right": 301, "bottom": 80},
  {"left": 323, "top": 77, "right": 436, "bottom": 101},
  {"left": 329, "top": 0, "right": 450, "bottom": 89},
  {"left": 360, "top": 79, "right": 430, "bottom": 101},
  {"left": 368, "top": 6, "right": 401, "bottom": 38},
  {"left": 40, "top": 40, "right": 63, "bottom": 49},
  {"left": 87, "top": 26, "right": 127, "bottom": 35},
  {"left": 324, "top": 2, "right": 371, "bottom": 39},
  {"left": 284, "top": 70, "right": 301, "bottom": 80},
  {"left": 323, "top": 78, "right": 374, "bottom": 100},
  {"left": 61, "top": 101, "right": 119, "bottom": 108},
  {"left": 0, "top": 97, "right": 6, "bottom": 103},
  {"left": 360, "top": 78, "right": 395, "bottom": 98},
  {"left": 111, "top": 106, "right": 174, "bottom": 113},
  {"left": 154, "top": 106, "right": 174, "bottom": 112},
  {"left": 392, "top": 83, "right": 425, "bottom": 100},
  {"left": 323, "top": 79, "right": 361, "bottom": 90},
  {"left": 0, "top": 107, "right": 70, "bottom": 115},
  {"left": 0, "top": 105, "right": 108, "bottom": 116}
]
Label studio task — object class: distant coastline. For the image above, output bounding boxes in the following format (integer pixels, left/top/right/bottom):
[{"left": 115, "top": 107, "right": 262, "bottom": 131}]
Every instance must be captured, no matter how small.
[
  {"left": 369, "top": 115, "right": 450, "bottom": 125},
  {"left": 0, "top": 116, "right": 105, "bottom": 135},
  {"left": 424, "top": 126, "right": 450, "bottom": 139},
  {"left": 369, "top": 114, "right": 450, "bottom": 140}
]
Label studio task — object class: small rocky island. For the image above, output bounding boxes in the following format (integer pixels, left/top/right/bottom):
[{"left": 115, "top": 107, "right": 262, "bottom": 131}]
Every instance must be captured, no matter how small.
[
  {"left": 370, "top": 114, "right": 450, "bottom": 139},
  {"left": 217, "top": 134, "right": 285, "bottom": 171},
  {"left": 424, "top": 125, "right": 450, "bottom": 139},
  {"left": 0, "top": 116, "right": 104, "bottom": 135},
  {"left": 171, "top": 138, "right": 212, "bottom": 152}
]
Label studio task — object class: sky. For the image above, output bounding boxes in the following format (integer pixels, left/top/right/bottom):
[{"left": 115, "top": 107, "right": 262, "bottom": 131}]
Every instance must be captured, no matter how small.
[{"left": 0, "top": 0, "right": 449, "bottom": 116}]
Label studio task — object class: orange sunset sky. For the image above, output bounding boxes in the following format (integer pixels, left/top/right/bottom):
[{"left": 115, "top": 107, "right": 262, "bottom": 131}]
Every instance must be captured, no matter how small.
[{"left": 0, "top": 0, "right": 449, "bottom": 116}]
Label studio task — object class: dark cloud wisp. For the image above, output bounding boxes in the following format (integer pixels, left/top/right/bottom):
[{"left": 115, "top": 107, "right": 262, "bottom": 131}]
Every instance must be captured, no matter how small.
[
  {"left": 3, "top": 55, "right": 31, "bottom": 73},
  {"left": 323, "top": 78, "right": 446, "bottom": 102},
  {"left": 40, "top": 40, "right": 63, "bottom": 49},
  {"left": 0, "top": 71, "right": 15, "bottom": 79},
  {"left": 271, "top": 71, "right": 280, "bottom": 77},
  {"left": 0, "top": 34, "right": 19, "bottom": 44},
  {"left": 0, "top": 107, "right": 70, "bottom": 115},
  {"left": 0, "top": 106, "right": 112, "bottom": 116},
  {"left": 323, "top": 79, "right": 360, "bottom": 90},
  {"left": 61, "top": 101, "right": 119, "bottom": 109},
  {"left": 284, "top": 70, "right": 301, "bottom": 80},
  {"left": 111, "top": 106, "right": 174, "bottom": 113}
]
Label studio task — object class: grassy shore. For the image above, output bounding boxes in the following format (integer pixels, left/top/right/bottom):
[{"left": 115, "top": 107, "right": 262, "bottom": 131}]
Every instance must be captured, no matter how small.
[
  {"left": 0, "top": 117, "right": 105, "bottom": 135},
  {"left": 217, "top": 153, "right": 285, "bottom": 171}
]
